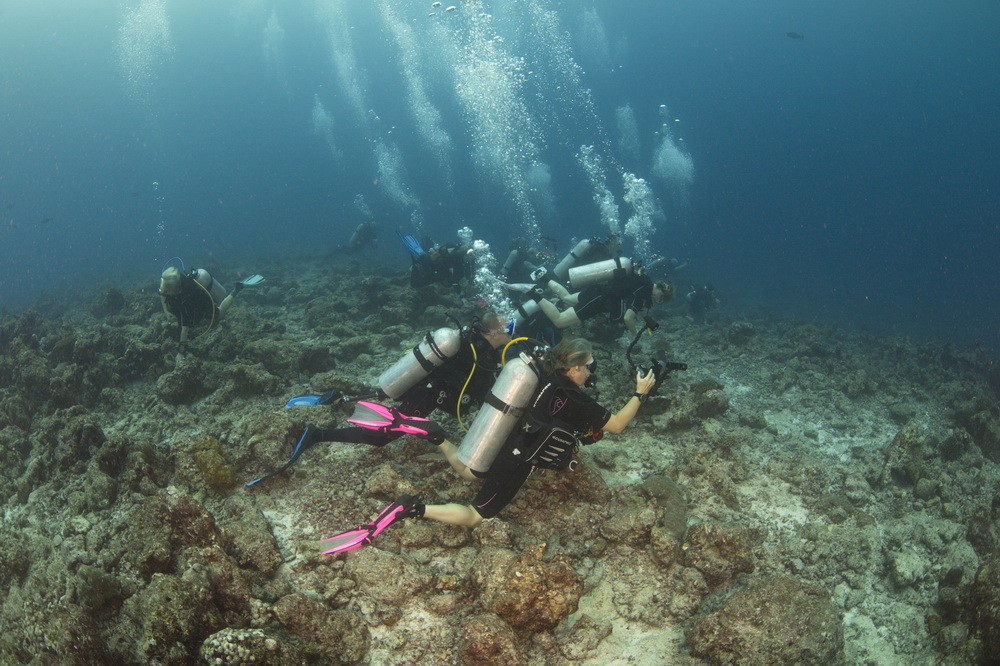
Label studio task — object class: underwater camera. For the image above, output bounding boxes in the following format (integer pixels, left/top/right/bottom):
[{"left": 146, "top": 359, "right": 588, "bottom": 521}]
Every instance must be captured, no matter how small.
[
  {"left": 627, "top": 315, "right": 687, "bottom": 395},
  {"left": 634, "top": 358, "right": 688, "bottom": 395}
]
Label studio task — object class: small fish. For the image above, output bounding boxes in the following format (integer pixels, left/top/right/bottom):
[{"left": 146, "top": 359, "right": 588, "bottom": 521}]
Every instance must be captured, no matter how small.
[
  {"left": 787, "top": 32, "right": 804, "bottom": 40},
  {"left": 39, "top": 217, "right": 53, "bottom": 224}
]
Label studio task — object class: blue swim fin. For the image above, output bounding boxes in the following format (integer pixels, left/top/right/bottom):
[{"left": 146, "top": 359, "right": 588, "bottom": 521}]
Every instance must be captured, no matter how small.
[
  {"left": 284, "top": 390, "right": 344, "bottom": 408},
  {"left": 285, "top": 394, "right": 323, "bottom": 407},
  {"left": 397, "top": 231, "right": 426, "bottom": 258}
]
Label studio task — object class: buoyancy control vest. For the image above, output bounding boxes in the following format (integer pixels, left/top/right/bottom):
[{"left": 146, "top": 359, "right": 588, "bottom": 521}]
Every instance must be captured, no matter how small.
[{"left": 514, "top": 413, "right": 579, "bottom": 470}]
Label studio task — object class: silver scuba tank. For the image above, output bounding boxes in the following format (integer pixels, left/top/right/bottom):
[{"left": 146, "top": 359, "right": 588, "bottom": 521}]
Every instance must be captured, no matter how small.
[
  {"left": 568, "top": 256, "right": 634, "bottom": 289},
  {"left": 378, "top": 327, "right": 462, "bottom": 399},
  {"left": 512, "top": 299, "right": 539, "bottom": 325},
  {"left": 457, "top": 351, "right": 541, "bottom": 473},
  {"left": 502, "top": 249, "right": 521, "bottom": 275},
  {"left": 552, "top": 238, "right": 593, "bottom": 281},
  {"left": 193, "top": 268, "right": 228, "bottom": 303}
]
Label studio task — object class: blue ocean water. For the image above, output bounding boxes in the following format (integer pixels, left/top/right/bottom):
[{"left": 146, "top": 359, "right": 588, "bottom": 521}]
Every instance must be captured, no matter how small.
[{"left": 2, "top": 0, "right": 997, "bottom": 350}]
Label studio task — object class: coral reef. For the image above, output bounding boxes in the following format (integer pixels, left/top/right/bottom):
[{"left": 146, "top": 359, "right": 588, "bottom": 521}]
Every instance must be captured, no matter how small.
[
  {"left": 688, "top": 574, "right": 844, "bottom": 664},
  {"left": 0, "top": 254, "right": 997, "bottom": 663}
]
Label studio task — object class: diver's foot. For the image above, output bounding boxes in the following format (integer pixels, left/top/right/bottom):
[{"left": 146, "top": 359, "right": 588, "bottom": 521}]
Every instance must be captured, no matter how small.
[
  {"left": 320, "top": 494, "right": 425, "bottom": 554},
  {"left": 394, "top": 494, "right": 426, "bottom": 520},
  {"left": 375, "top": 494, "right": 425, "bottom": 523},
  {"left": 367, "top": 494, "right": 426, "bottom": 538},
  {"left": 295, "top": 424, "right": 320, "bottom": 453},
  {"left": 412, "top": 419, "right": 447, "bottom": 446},
  {"left": 317, "top": 389, "right": 344, "bottom": 406}
]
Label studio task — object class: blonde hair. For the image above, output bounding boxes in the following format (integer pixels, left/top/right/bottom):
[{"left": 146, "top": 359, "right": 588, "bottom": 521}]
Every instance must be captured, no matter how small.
[
  {"left": 480, "top": 311, "right": 505, "bottom": 331},
  {"left": 542, "top": 337, "right": 593, "bottom": 375},
  {"left": 159, "top": 266, "right": 183, "bottom": 296}
]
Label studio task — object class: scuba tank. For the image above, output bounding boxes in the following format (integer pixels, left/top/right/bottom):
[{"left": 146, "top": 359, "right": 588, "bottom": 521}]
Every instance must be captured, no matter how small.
[
  {"left": 192, "top": 268, "right": 228, "bottom": 303},
  {"left": 568, "top": 256, "right": 634, "bottom": 290},
  {"left": 512, "top": 299, "right": 540, "bottom": 325},
  {"left": 552, "top": 238, "right": 593, "bottom": 281},
  {"left": 378, "top": 328, "right": 462, "bottom": 399},
  {"left": 457, "top": 351, "right": 542, "bottom": 473},
  {"left": 502, "top": 249, "right": 522, "bottom": 276}
]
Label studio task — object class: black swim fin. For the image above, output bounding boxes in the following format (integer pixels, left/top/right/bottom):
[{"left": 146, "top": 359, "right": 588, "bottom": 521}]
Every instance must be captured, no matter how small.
[{"left": 245, "top": 424, "right": 321, "bottom": 486}]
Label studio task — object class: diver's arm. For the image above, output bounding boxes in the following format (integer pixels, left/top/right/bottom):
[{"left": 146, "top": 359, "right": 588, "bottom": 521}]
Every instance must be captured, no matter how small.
[{"left": 602, "top": 369, "right": 655, "bottom": 433}]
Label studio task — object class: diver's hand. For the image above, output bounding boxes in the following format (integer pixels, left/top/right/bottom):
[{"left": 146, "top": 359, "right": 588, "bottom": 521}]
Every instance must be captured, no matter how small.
[{"left": 635, "top": 368, "right": 655, "bottom": 395}]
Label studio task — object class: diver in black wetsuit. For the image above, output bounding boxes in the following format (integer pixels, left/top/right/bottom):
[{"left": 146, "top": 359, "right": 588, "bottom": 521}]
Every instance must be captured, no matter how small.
[
  {"left": 365, "top": 337, "right": 656, "bottom": 529},
  {"left": 409, "top": 241, "right": 475, "bottom": 290},
  {"left": 686, "top": 283, "right": 719, "bottom": 324},
  {"left": 246, "top": 313, "right": 514, "bottom": 486},
  {"left": 540, "top": 271, "right": 675, "bottom": 335},
  {"left": 159, "top": 266, "right": 236, "bottom": 343}
]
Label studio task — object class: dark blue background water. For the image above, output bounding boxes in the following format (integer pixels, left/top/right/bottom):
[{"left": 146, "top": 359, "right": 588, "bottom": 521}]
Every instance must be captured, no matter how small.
[{"left": 2, "top": 0, "right": 997, "bottom": 351}]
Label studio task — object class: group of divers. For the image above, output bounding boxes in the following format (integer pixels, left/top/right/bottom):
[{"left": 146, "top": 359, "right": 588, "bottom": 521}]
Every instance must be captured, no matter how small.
[{"left": 157, "top": 229, "right": 720, "bottom": 553}]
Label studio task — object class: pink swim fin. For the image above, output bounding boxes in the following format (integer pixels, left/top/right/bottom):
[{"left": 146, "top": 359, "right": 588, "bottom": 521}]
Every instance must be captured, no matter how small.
[
  {"left": 347, "top": 402, "right": 440, "bottom": 437},
  {"left": 322, "top": 494, "right": 424, "bottom": 555}
]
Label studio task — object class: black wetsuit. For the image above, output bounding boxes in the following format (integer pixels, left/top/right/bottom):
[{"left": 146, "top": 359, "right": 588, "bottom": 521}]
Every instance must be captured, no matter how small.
[
  {"left": 512, "top": 305, "right": 560, "bottom": 347},
  {"left": 313, "top": 329, "right": 503, "bottom": 446},
  {"left": 575, "top": 273, "right": 654, "bottom": 323},
  {"left": 410, "top": 244, "right": 474, "bottom": 289},
  {"left": 472, "top": 373, "right": 610, "bottom": 519},
  {"left": 161, "top": 274, "right": 218, "bottom": 337},
  {"left": 687, "top": 286, "right": 718, "bottom": 323}
]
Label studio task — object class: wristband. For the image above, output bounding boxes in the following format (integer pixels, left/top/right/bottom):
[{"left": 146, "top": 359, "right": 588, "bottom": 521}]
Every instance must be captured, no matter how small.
[{"left": 633, "top": 392, "right": 648, "bottom": 404}]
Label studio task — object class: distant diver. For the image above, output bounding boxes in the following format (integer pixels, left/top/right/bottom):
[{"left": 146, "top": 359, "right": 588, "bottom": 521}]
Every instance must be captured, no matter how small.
[{"left": 787, "top": 32, "right": 804, "bottom": 40}]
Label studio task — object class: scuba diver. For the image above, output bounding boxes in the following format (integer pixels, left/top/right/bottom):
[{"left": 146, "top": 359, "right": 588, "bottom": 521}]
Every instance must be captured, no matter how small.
[
  {"left": 345, "top": 219, "right": 377, "bottom": 252},
  {"left": 536, "top": 260, "right": 675, "bottom": 336},
  {"left": 550, "top": 233, "right": 622, "bottom": 281},
  {"left": 158, "top": 259, "right": 263, "bottom": 343},
  {"left": 321, "top": 337, "right": 656, "bottom": 552},
  {"left": 407, "top": 238, "right": 476, "bottom": 290},
  {"left": 245, "top": 311, "right": 514, "bottom": 486},
  {"left": 501, "top": 236, "right": 556, "bottom": 283},
  {"left": 686, "top": 283, "right": 719, "bottom": 324}
]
